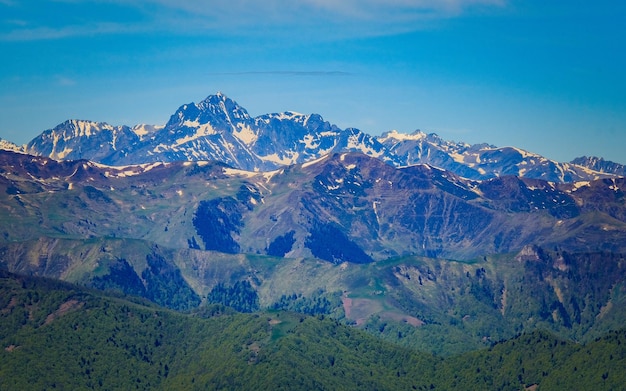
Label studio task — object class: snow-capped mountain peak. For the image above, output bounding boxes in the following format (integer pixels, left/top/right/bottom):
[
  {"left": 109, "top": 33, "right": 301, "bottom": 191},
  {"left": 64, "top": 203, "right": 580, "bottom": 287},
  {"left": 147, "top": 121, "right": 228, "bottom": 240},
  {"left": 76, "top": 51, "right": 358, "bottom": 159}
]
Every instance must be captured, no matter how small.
[
  {"left": 21, "top": 93, "right": 623, "bottom": 182},
  {"left": 571, "top": 156, "right": 626, "bottom": 176},
  {"left": 0, "top": 138, "right": 23, "bottom": 153}
]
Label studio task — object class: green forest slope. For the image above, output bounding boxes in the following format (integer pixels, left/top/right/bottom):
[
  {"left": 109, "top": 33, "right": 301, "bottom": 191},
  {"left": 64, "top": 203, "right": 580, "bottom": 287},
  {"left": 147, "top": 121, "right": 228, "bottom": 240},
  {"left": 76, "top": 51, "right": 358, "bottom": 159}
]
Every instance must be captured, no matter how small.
[{"left": 1, "top": 270, "right": 625, "bottom": 390}]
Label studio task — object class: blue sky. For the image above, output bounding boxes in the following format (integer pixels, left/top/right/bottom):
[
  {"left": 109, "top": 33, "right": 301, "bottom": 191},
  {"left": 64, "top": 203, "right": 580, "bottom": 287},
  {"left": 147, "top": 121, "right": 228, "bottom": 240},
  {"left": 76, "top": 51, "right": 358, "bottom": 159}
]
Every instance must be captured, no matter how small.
[{"left": 0, "top": 0, "right": 624, "bottom": 164}]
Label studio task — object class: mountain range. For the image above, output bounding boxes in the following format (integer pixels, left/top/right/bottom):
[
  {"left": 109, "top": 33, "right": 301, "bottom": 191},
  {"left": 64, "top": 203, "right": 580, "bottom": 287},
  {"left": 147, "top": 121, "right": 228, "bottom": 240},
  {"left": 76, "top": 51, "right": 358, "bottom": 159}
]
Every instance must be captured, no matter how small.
[
  {"left": 1, "top": 149, "right": 625, "bottom": 262},
  {"left": 1, "top": 92, "right": 626, "bottom": 359},
  {"left": 2, "top": 92, "right": 623, "bottom": 182}
]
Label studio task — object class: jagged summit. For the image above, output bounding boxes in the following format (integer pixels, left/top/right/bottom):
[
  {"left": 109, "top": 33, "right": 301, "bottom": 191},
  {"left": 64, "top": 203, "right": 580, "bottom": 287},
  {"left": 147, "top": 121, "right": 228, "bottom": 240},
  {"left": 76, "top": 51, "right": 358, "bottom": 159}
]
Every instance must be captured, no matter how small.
[
  {"left": 0, "top": 137, "right": 22, "bottom": 153},
  {"left": 17, "top": 92, "right": 624, "bottom": 182},
  {"left": 571, "top": 156, "right": 626, "bottom": 176},
  {"left": 24, "top": 119, "right": 140, "bottom": 163},
  {"left": 168, "top": 92, "right": 252, "bottom": 129}
]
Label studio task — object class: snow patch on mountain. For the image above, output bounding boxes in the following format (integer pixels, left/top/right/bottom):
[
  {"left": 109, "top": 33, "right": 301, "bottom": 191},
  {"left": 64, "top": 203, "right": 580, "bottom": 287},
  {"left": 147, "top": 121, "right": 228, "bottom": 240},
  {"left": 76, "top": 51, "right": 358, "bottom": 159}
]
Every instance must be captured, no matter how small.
[
  {"left": 274, "top": 111, "right": 307, "bottom": 122},
  {"left": 233, "top": 124, "right": 258, "bottom": 145},
  {"left": 301, "top": 134, "right": 320, "bottom": 150},
  {"left": 301, "top": 155, "right": 330, "bottom": 169},
  {"left": 223, "top": 167, "right": 259, "bottom": 178},
  {"left": 378, "top": 130, "right": 427, "bottom": 142},
  {"left": 174, "top": 123, "right": 217, "bottom": 146},
  {"left": 261, "top": 151, "right": 301, "bottom": 166},
  {"left": 56, "top": 147, "right": 74, "bottom": 159},
  {"left": 132, "top": 124, "right": 163, "bottom": 138}
]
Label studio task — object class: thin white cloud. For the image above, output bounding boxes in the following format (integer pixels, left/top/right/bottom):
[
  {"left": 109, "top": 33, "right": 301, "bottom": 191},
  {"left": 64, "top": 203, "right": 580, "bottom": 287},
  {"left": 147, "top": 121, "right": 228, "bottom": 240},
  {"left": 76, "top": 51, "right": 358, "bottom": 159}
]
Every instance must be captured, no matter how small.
[
  {"left": 301, "top": 0, "right": 505, "bottom": 18},
  {"left": 143, "top": 0, "right": 507, "bottom": 38},
  {"left": 212, "top": 71, "right": 352, "bottom": 77},
  {"left": 55, "top": 75, "right": 77, "bottom": 86},
  {"left": 0, "top": 22, "right": 142, "bottom": 41},
  {"left": 0, "top": 0, "right": 506, "bottom": 41},
  {"left": 145, "top": 0, "right": 504, "bottom": 14},
  {"left": 144, "top": 0, "right": 505, "bottom": 24}
]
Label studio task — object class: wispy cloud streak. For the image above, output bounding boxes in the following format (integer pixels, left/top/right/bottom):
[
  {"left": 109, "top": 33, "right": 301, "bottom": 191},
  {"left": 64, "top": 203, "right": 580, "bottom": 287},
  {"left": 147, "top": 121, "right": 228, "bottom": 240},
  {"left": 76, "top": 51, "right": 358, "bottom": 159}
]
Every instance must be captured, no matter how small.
[
  {"left": 0, "top": 0, "right": 506, "bottom": 41},
  {"left": 0, "top": 22, "right": 142, "bottom": 41},
  {"left": 212, "top": 71, "right": 352, "bottom": 77}
]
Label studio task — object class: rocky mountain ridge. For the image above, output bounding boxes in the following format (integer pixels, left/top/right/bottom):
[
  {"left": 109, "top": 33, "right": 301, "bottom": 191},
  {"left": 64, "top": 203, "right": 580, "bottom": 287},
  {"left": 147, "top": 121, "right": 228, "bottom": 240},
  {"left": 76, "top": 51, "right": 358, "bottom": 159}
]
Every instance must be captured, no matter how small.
[
  {"left": 3, "top": 93, "right": 622, "bottom": 183},
  {"left": 571, "top": 155, "right": 626, "bottom": 176},
  {"left": 0, "top": 138, "right": 21, "bottom": 153},
  {"left": 1, "top": 149, "right": 624, "bottom": 262}
]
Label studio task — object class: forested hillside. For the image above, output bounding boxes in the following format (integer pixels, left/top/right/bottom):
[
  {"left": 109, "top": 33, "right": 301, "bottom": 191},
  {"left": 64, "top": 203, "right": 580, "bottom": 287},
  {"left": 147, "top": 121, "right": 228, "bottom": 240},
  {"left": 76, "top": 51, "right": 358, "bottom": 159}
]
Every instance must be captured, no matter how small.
[{"left": 1, "top": 270, "right": 625, "bottom": 390}]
